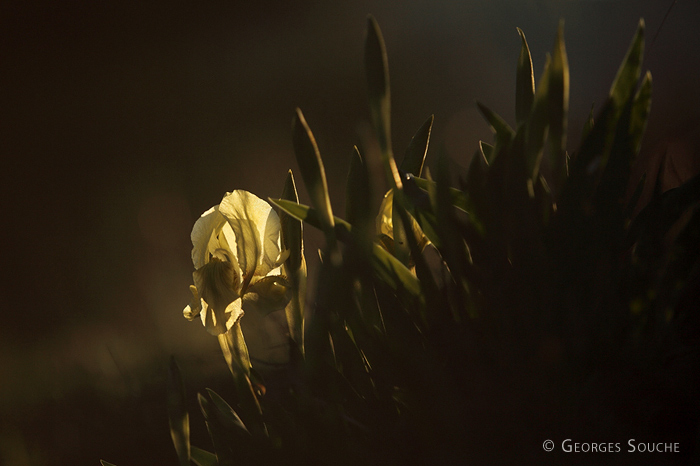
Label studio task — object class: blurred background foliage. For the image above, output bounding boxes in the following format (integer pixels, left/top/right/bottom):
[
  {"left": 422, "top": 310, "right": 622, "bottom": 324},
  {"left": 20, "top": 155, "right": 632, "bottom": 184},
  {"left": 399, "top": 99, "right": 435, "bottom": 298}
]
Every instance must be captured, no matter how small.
[{"left": 2, "top": 1, "right": 700, "bottom": 465}]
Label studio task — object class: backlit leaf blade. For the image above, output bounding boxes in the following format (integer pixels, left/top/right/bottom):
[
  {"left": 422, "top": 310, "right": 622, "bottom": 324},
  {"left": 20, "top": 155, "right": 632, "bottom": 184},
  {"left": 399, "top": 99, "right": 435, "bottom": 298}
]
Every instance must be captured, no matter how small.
[
  {"left": 411, "top": 176, "right": 470, "bottom": 212},
  {"left": 476, "top": 101, "right": 515, "bottom": 142},
  {"left": 628, "top": 172, "right": 700, "bottom": 248},
  {"left": 346, "top": 146, "right": 372, "bottom": 230},
  {"left": 479, "top": 140, "right": 494, "bottom": 166},
  {"left": 166, "top": 356, "right": 190, "bottom": 466},
  {"left": 548, "top": 20, "right": 570, "bottom": 182},
  {"left": 581, "top": 104, "right": 595, "bottom": 145},
  {"left": 526, "top": 54, "right": 551, "bottom": 179},
  {"left": 609, "top": 19, "right": 645, "bottom": 115},
  {"left": 293, "top": 108, "right": 335, "bottom": 242},
  {"left": 205, "top": 388, "right": 250, "bottom": 435},
  {"left": 402, "top": 115, "right": 433, "bottom": 176},
  {"left": 626, "top": 172, "right": 646, "bottom": 219},
  {"left": 630, "top": 71, "right": 652, "bottom": 155},
  {"left": 198, "top": 392, "right": 234, "bottom": 466},
  {"left": 270, "top": 198, "right": 421, "bottom": 298},
  {"left": 190, "top": 446, "right": 218, "bottom": 466},
  {"left": 279, "top": 170, "right": 306, "bottom": 347},
  {"left": 515, "top": 27, "right": 535, "bottom": 125},
  {"left": 366, "top": 15, "right": 402, "bottom": 189}
]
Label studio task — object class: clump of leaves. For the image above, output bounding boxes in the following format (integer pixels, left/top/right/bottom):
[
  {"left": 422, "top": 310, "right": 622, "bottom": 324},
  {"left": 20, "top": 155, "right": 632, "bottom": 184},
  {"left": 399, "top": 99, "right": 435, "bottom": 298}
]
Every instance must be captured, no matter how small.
[{"left": 147, "top": 15, "right": 700, "bottom": 466}]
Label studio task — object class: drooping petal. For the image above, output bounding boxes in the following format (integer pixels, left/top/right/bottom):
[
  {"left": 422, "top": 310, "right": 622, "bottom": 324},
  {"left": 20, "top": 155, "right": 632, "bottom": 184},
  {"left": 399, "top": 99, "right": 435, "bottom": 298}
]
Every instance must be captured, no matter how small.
[
  {"left": 200, "top": 299, "right": 226, "bottom": 335},
  {"left": 201, "top": 298, "right": 244, "bottom": 336},
  {"left": 183, "top": 285, "right": 202, "bottom": 320},
  {"left": 191, "top": 206, "right": 227, "bottom": 270},
  {"left": 194, "top": 258, "right": 240, "bottom": 335},
  {"left": 224, "top": 298, "right": 244, "bottom": 331},
  {"left": 219, "top": 190, "right": 281, "bottom": 285}
]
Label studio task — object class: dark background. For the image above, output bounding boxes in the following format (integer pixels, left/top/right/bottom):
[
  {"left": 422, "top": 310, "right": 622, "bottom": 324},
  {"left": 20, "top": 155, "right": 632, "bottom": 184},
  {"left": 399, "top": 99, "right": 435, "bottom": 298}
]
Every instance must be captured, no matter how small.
[{"left": 1, "top": 0, "right": 699, "bottom": 464}]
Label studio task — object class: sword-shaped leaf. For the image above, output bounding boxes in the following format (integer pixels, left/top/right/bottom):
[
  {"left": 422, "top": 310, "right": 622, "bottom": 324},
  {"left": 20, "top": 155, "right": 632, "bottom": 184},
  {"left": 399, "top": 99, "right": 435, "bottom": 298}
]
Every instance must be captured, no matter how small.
[
  {"left": 609, "top": 19, "right": 645, "bottom": 116},
  {"left": 293, "top": 108, "right": 335, "bottom": 244},
  {"left": 166, "top": 356, "right": 190, "bottom": 466},
  {"left": 401, "top": 115, "right": 433, "bottom": 176},
  {"left": 476, "top": 101, "right": 515, "bottom": 143},
  {"left": 190, "top": 447, "right": 218, "bottom": 466},
  {"left": 270, "top": 198, "right": 421, "bottom": 299},
  {"left": 515, "top": 28, "right": 535, "bottom": 125},
  {"left": 630, "top": 71, "right": 652, "bottom": 155},
  {"left": 366, "top": 15, "right": 402, "bottom": 189},
  {"left": 548, "top": 20, "right": 570, "bottom": 183},
  {"left": 346, "top": 146, "right": 373, "bottom": 231},
  {"left": 279, "top": 170, "right": 306, "bottom": 348}
]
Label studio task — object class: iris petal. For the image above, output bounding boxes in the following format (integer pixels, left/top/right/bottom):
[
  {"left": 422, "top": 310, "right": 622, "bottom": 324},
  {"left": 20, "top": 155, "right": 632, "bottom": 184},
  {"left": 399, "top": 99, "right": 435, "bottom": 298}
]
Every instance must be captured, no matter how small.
[
  {"left": 219, "top": 190, "right": 281, "bottom": 284},
  {"left": 191, "top": 206, "right": 227, "bottom": 270}
]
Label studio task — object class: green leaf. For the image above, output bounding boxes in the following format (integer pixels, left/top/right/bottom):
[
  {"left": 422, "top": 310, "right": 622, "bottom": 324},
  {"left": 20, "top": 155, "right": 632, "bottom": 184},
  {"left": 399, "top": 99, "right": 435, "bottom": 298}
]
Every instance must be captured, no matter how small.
[
  {"left": 464, "top": 148, "right": 488, "bottom": 228},
  {"left": 548, "top": 20, "right": 570, "bottom": 182},
  {"left": 166, "top": 356, "right": 190, "bottom": 466},
  {"left": 401, "top": 115, "right": 433, "bottom": 176},
  {"left": 190, "top": 446, "right": 218, "bottom": 466},
  {"left": 479, "top": 140, "right": 494, "bottom": 166},
  {"left": 365, "top": 15, "right": 391, "bottom": 155},
  {"left": 628, "top": 172, "right": 700, "bottom": 249},
  {"left": 198, "top": 392, "right": 234, "bottom": 466},
  {"left": 218, "top": 323, "right": 251, "bottom": 377},
  {"left": 279, "top": 170, "right": 306, "bottom": 348},
  {"left": 609, "top": 19, "right": 645, "bottom": 115},
  {"left": 581, "top": 104, "right": 595, "bottom": 144},
  {"left": 626, "top": 172, "right": 646, "bottom": 219},
  {"left": 573, "top": 99, "right": 614, "bottom": 175},
  {"left": 430, "top": 153, "right": 476, "bottom": 319},
  {"left": 366, "top": 15, "right": 403, "bottom": 189},
  {"left": 515, "top": 27, "right": 535, "bottom": 125},
  {"left": 630, "top": 71, "right": 652, "bottom": 155},
  {"left": 346, "top": 146, "right": 372, "bottom": 229},
  {"left": 292, "top": 108, "right": 335, "bottom": 243},
  {"left": 216, "top": 331, "right": 267, "bottom": 440},
  {"left": 476, "top": 101, "right": 515, "bottom": 142},
  {"left": 270, "top": 198, "right": 422, "bottom": 299},
  {"left": 279, "top": 170, "right": 304, "bottom": 273},
  {"left": 269, "top": 198, "right": 352, "bottom": 242},
  {"left": 592, "top": 107, "right": 633, "bottom": 227},
  {"left": 526, "top": 54, "right": 551, "bottom": 179},
  {"left": 391, "top": 194, "right": 411, "bottom": 266},
  {"left": 411, "top": 176, "right": 470, "bottom": 212},
  {"left": 665, "top": 205, "right": 700, "bottom": 286},
  {"left": 205, "top": 388, "right": 250, "bottom": 435}
]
